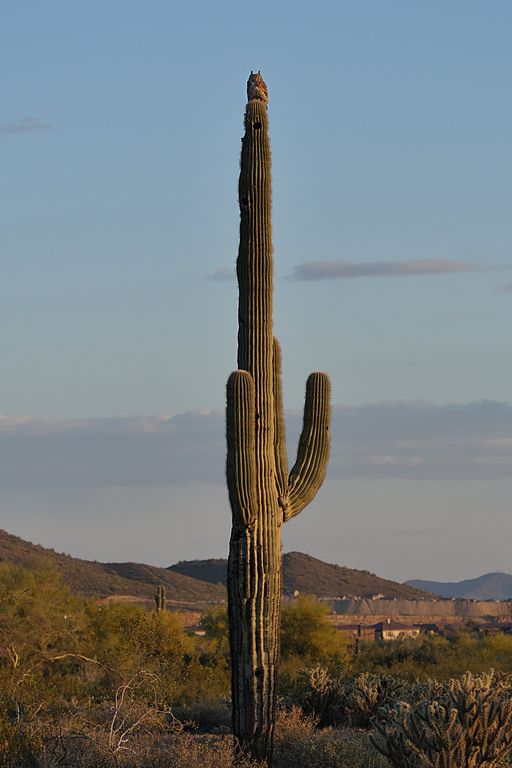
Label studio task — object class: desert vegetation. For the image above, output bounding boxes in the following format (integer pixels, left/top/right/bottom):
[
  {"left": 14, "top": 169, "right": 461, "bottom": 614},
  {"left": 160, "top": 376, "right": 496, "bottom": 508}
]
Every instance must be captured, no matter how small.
[{"left": 2, "top": 563, "right": 512, "bottom": 766}]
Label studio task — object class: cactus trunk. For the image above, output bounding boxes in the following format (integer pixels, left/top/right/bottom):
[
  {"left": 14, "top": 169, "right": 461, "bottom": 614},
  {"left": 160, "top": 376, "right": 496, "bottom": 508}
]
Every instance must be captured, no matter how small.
[
  {"left": 154, "top": 584, "right": 166, "bottom": 613},
  {"left": 226, "top": 72, "right": 331, "bottom": 763}
]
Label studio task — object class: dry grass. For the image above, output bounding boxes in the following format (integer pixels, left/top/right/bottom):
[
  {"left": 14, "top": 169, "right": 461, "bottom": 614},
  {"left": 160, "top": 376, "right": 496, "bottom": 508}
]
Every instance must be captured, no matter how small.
[
  {"left": 0, "top": 723, "right": 255, "bottom": 768},
  {"left": 273, "top": 707, "right": 387, "bottom": 768},
  {"left": 0, "top": 705, "right": 387, "bottom": 768}
]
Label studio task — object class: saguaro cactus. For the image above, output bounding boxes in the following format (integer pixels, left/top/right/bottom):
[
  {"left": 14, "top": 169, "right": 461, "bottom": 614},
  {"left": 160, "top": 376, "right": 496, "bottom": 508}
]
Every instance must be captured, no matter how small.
[
  {"left": 226, "top": 72, "right": 331, "bottom": 762},
  {"left": 154, "top": 584, "right": 166, "bottom": 613}
]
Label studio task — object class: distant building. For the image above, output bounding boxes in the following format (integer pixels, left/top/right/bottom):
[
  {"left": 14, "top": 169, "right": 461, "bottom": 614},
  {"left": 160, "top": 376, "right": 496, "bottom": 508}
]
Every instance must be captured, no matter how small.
[
  {"left": 335, "top": 620, "right": 422, "bottom": 642},
  {"left": 374, "top": 619, "right": 421, "bottom": 641},
  {"left": 477, "top": 622, "right": 512, "bottom": 636}
]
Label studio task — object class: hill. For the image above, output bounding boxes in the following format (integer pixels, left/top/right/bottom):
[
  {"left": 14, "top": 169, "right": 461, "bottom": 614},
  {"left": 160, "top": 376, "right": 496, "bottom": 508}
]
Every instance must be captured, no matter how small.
[
  {"left": 0, "top": 529, "right": 225, "bottom": 607},
  {"left": 406, "top": 572, "right": 512, "bottom": 600},
  {"left": 170, "top": 551, "right": 428, "bottom": 599},
  {"left": 0, "top": 529, "right": 428, "bottom": 604}
]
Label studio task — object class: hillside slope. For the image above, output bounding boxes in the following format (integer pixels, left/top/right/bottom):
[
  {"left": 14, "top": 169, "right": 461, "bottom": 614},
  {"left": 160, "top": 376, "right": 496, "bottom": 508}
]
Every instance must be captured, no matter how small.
[
  {"left": 0, "top": 529, "right": 225, "bottom": 605},
  {"left": 0, "top": 529, "right": 428, "bottom": 603},
  {"left": 407, "top": 572, "right": 512, "bottom": 600},
  {"left": 170, "top": 551, "right": 428, "bottom": 599},
  {"left": 282, "top": 552, "right": 428, "bottom": 599}
]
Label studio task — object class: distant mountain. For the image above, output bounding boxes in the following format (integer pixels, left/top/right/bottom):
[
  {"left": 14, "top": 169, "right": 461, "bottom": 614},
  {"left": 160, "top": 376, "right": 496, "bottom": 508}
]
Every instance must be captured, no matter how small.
[
  {"left": 170, "top": 551, "right": 428, "bottom": 600},
  {"left": 0, "top": 529, "right": 225, "bottom": 607},
  {"left": 406, "top": 572, "right": 512, "bottom": 600}
]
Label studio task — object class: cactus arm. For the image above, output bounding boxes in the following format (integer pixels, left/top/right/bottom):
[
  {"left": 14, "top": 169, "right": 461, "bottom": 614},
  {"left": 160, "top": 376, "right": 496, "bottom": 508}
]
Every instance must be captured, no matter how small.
[
  {"left": 284, "top": 372, "right": 331, "bottom": 522},
  {"left": 272, "top": 337, "right": 289, "bottom": 503},
  {"left": 226, "top": 370, "right": 258, "bottom": 528}
]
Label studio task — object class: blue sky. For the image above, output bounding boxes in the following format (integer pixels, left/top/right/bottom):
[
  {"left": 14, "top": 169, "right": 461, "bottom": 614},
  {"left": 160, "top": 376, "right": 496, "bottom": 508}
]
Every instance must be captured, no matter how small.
[{"left": 1, "top": 3, "right": 511, "bottom": 580}]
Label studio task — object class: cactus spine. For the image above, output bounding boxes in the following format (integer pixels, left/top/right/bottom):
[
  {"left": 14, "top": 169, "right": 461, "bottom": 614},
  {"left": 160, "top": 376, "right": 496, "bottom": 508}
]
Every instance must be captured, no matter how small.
[
  {"left": 154, "top": 584, "right": 166, "bottom": 613},
  {"left": 226, "top": 72, "right": 331, "bottom": 762}
]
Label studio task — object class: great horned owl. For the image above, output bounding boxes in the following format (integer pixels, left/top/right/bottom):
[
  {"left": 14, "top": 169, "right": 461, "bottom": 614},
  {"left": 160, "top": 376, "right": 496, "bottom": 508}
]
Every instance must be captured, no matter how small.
[{"left": 247, "top": 71, "right": 268, "bottom": 105}]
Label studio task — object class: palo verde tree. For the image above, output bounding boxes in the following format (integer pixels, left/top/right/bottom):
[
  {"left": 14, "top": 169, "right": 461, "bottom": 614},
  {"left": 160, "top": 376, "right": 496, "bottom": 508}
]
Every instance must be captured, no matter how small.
[{"left": 226, "top": 72, "right": 331, "bottom": 762}]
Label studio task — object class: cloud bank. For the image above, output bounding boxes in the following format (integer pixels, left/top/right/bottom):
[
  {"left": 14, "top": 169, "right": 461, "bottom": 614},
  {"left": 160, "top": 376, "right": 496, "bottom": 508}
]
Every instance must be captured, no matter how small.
[
  {"left": 2, "top": 402, "right": 512, "bottom": 579},
  {"left": 1, "top": 400, "right": 511, "bottom": 494},
  {"left": 288, "top": 259, "right": 478, "bottom": 281},
  {"left": 327, "top": 400, "right": 512, "bottom": 481}
]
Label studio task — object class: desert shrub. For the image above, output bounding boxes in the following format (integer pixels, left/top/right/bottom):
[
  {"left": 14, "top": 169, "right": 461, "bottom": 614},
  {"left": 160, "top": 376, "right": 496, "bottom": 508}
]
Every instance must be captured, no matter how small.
[
  {"left": 273, "top": 706, "right": 387, "bottom": 768},
  {"left": 83, "top": 602, "right": 191, "bottom": 689},
  {"left": 370, "top": 669, "right": 512, "bottom": 768},
  {"left": 173, "top": 698, "right": 232, "bottom": 733},
  {"left": 200, "top": 607, "right": 230, "bottom": 656},
  {"left": 175, "top": 654, "right": 230, "bottom": 705},
  {"left": 201, "top": 597, "right": 352, "bottom": 680},
  {"left": 355, "top": 631, "right": 512, "bottom": 680},
  {"left": 279, "top": 597, "right": 351, "bottom": 700},
  {"left": 0, "top": 717, "right": 40, "bottom": 768},
  {"left": 354, "top": 635, "right": 450, "bottom": 680},
  {"left": 51, "top": 728, "right": 258, "bottom": 768},
  {"left": 280, "top": 596, "right": 350, "bottom": 667},
  {"left": 149, "top": 733, "right": 259, "bottom": 768}
]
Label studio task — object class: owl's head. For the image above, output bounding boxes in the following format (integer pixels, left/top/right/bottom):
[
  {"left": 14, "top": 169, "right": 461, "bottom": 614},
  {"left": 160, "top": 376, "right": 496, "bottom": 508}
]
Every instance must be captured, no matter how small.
[{"left": 247, "top": 71, "right": 268, "bottom": 105}]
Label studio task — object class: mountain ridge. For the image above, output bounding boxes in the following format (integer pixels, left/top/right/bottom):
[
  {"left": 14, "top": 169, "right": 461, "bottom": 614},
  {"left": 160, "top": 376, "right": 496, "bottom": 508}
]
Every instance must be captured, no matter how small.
[{"left": 406, "top": 572, "right": 512, "bottom": 600}]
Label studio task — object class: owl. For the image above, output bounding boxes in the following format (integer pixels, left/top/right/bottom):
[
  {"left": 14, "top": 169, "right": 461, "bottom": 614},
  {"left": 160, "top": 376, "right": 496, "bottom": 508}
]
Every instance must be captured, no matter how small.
[{"left": 247, "top": 71, "right": 268, "bottom": 105}]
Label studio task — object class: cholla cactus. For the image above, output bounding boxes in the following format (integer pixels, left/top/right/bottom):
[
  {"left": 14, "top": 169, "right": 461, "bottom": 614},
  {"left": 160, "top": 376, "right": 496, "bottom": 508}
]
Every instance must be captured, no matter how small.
[
  {"left": 345, "top": 673, "right": 408, "bottom": 728},
  {"left": 370, "top": 669, "right": 512, "bottom": 768},
  {"left": 301, "top": 667, "right": 345, "bottom": 727}
]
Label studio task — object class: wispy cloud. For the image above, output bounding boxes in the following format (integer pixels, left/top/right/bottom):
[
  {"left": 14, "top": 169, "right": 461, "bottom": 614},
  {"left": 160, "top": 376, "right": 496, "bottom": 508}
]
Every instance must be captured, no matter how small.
[
  {"left": 287, "top": 259, "right": 478, "bottom": 281},
  {"left": 0, "top": 116, "right": 52, "bottom": 136},
  {"left": 208, "top": 267, "right": 235, "bottom": 281}
]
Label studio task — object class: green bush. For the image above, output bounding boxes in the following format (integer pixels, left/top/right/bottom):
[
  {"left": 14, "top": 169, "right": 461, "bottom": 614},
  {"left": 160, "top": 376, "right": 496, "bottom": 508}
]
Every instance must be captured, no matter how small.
[
  {"left": 280, "top": 596, "right": 350, "bottom": 666},
  {"left": 355, "top": 631, "right": 512, "bottom": 680}
]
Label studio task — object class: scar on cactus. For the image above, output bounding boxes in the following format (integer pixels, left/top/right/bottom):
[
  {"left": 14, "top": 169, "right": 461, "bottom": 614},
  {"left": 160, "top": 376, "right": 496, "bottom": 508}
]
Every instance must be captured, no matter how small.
[{"left": 226, "top": 72, "right": 331, "bottom": 763}]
